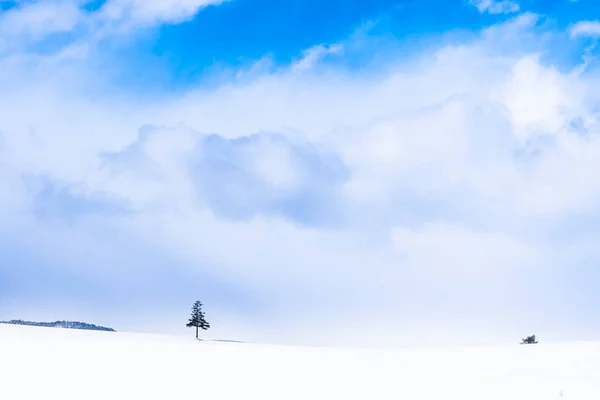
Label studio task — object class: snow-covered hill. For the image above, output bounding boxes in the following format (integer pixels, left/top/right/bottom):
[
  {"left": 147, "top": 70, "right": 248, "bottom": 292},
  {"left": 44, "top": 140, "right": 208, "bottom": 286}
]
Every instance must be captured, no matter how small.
[{"left": 1, "top": 324, "right": 599, "bottom": 400}]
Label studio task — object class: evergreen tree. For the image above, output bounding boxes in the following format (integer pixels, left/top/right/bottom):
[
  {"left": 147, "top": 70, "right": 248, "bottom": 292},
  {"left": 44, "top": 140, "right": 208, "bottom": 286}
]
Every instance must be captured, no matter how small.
[
  {"left": 521, "top": 334, "right": 538, "bottom": 344},
  {"left": 186, "top": 301, "right": 210, "bottom": 339}
]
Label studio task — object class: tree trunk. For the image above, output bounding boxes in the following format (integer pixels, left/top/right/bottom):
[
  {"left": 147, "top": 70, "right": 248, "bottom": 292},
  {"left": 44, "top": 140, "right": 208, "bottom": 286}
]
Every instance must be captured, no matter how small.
[{"left": 196, "top": 325, "right": 198, "bottom": 339}]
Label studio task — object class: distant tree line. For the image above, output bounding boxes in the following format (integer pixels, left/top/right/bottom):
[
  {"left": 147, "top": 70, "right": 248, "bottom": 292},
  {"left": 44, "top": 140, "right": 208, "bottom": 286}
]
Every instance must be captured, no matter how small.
[{"left": 0, "top": 320, "right": 115, "bottom": 332}]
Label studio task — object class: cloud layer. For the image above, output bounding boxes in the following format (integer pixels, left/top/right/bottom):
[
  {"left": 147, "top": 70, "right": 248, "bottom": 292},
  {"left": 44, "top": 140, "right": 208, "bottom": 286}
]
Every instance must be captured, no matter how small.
[{"left": 2, "top": 2, "right": 600, "bottom": 346}]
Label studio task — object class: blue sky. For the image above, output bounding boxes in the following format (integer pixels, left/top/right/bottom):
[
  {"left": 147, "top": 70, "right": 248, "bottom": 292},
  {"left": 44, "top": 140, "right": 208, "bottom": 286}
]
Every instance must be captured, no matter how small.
[
  {"left": 2, "top": 0, "right": 600, "bottom": 347},
  {"left": 90, "top": 0, "right": 600, "bottom": 89}
]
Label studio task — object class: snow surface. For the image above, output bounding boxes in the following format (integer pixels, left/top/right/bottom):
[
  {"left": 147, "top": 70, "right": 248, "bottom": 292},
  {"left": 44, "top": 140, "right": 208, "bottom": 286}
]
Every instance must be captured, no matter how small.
[{"left": 1, "top": 324, "right": 600, "bottom": 399}]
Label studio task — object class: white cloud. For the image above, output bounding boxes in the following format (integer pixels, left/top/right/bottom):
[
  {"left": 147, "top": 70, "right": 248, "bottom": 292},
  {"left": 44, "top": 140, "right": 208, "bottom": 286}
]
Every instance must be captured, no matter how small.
[
  {"left": 0, "top": 1, "right": 81, "bottom": 36},
  {"left": 569, "top": 20, "right": 600, "bottom": 38},
  {"left": 0, "top": 0, "right": 225, "bottom": 54},
  {"left": 492, "top": 55, "right": 583, "bottom": 139},
  {"left": 0, "top": 1, "right": 83, "bottom": 51},
  {"left": 291, "top": 44, "right": 344, "bottom": 72},
  {"left": 470, "top": 0, "right": 520, "bottom": 14},
  {"left": 98, "top": 0, "right": 226, "bottom": 27}
]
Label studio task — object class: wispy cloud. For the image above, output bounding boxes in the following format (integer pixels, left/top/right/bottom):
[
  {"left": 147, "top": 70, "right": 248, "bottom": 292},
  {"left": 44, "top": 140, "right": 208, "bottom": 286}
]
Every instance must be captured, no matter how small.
[
  {"left": 570, "top": 20, "right": 600, "bottom": 38},
  {"left": 0, "top": 0, "right": 226, "bottom": 54},
  {"left": 469, "top": 0, "right": 520, "bottom": 15},
  {"left": 98, "top": 0, "right": 227, "bottom": 27},
  {"left": 0, "top": 1, "right": 83, "bottom": 52}
]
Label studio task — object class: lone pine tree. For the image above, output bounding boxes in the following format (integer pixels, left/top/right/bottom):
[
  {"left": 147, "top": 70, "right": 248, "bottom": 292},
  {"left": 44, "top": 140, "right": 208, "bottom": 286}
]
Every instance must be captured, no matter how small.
[{"left": 186, "top": 301, "right": 210, "bottom": 339}]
